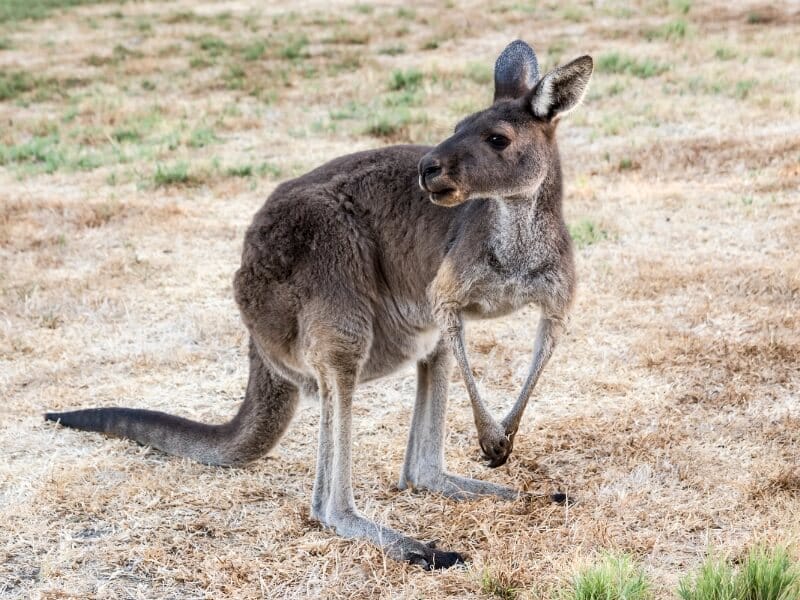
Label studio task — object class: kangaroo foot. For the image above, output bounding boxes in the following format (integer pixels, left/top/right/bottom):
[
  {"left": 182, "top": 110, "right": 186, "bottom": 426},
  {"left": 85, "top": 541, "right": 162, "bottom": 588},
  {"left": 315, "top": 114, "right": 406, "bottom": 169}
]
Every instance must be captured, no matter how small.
[
  {"left": 323, "top": 508, "right": 466, "bottom": 570},
  {"left": 400, "top": 470, "right": 519, "bottom": 501}
]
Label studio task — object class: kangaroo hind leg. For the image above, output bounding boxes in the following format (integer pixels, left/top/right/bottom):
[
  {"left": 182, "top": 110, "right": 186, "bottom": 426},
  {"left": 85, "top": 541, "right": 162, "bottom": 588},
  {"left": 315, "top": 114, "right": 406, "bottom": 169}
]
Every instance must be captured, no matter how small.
[
  {"left": 399, "top": 341, "right": 518, "bottom": 500},
  {"left": 306, "top": 323, "right": 464, "bottom": 569}
]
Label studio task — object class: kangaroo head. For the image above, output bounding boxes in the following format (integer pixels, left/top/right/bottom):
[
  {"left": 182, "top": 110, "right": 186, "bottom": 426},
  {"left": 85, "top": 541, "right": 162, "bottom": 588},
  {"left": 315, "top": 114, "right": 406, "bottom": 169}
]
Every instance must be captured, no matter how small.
[{"left": 419, "top": 40, "right": 593, "bottom": 207}]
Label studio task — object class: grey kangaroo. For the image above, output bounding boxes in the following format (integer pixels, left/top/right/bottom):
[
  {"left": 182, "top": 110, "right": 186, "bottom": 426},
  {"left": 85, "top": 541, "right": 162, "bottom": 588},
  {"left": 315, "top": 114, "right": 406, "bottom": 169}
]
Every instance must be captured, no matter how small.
[{"left": 46, "top": 40, "right": 593, "bottom": 569}]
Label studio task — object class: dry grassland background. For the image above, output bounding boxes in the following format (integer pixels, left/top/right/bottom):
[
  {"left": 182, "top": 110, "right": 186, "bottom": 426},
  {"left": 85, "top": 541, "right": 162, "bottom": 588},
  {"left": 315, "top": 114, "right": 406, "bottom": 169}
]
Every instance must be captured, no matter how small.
[{"left": 1, "top": 0, "right": 799, "bottom": 598}]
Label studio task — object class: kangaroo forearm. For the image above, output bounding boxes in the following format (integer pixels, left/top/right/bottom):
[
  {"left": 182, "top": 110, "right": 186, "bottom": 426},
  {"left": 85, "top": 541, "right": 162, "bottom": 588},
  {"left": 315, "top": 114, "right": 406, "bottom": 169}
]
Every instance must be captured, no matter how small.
[
  {"left": 501, "top": 317, "right": 561, "bottom": 436},
  {"left": 438, "top": 309, "right": 503, "bottom": 436}
]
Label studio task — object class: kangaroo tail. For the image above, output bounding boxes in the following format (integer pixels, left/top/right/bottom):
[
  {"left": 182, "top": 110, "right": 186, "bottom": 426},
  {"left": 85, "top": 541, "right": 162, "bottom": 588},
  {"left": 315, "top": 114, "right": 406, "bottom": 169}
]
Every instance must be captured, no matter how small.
[{"left": 44, "top": 340, "right": 299, "bottom": 466}]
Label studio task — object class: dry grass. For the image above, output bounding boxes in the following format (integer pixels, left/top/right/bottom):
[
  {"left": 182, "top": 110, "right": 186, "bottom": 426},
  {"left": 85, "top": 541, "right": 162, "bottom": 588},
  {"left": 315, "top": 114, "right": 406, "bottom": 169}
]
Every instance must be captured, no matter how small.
[{"left": 1, "top": 0, "right": 799, "bottom": 598}]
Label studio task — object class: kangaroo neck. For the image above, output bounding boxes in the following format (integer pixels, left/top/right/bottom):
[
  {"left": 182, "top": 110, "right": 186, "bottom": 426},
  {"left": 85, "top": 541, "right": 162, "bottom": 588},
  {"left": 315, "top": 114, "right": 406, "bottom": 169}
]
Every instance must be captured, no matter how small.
[{"left": 488, "top": 165, "right": 563, "bottom": 263}]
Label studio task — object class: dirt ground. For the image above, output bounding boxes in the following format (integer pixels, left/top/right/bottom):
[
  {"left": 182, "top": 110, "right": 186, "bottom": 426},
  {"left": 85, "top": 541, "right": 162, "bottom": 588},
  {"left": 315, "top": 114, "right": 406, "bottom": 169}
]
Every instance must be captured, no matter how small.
[{"left": 1, "top": 0, "right": 798, "bottom": 598}]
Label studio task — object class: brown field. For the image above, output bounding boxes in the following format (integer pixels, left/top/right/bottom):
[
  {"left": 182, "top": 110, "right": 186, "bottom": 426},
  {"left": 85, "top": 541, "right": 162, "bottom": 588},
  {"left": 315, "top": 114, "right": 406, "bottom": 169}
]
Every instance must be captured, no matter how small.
[{"left": 1, "top": 0, "right": 798, "bottom": 598}]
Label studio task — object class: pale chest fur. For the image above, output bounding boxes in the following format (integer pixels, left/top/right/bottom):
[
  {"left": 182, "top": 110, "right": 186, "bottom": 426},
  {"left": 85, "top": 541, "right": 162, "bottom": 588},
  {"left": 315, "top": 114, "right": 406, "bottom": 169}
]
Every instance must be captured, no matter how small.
[{"left": 428, "top": 198, "right": 571, "bottom": 322}]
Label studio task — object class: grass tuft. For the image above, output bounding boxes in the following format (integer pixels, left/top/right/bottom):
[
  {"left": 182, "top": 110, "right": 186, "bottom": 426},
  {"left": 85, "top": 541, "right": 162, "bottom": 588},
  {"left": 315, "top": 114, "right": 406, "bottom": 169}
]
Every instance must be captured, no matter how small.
[
  {"left": 279, "top": 34, "right": 309, "bottom": 60},
  {"left": 679, "top": 548, "right": 800, "bottom": 600},
  {"left": 396, "top": 7, "right": 415, "bottom": 19},
  {"left": 714, "top": 47, "right": 737, "bottom": 61},
  {"left": 226, "top": 164, "right": 253, "bottom": 177},
  {"left": 187, "top": 127, "right": 218, "bottom": 148},
  {"left": 365, "top": 108, "right": 412, "bottom": 138},
  {"left": 481, "top": 569, "right": 519, "bottom": 600},
  {"left": 644, "top": 19, "right": 688, "bottom": 41},
  {"left": 561, "top": 554, "right": 652, "bottom": 600},
  {"left": 465, "top": 62, "right": 493, "bottom": 85},
  {"left": 597, "top": 53, "right": 668, "bottom": 78},
  {"left": 0, "top": 71, "right": 36, "bottom": 100},
  {"left": 196, "top": 35, "right": 227, "bottom": 57},
  {"left": 736, "top": 547, "right": 800, "bottom": 600},
  {"left": 0, "top": 0, "right": 115, "bottom": 23},
  {"left": 678, "top": 556, "right": 737, "bottom": 600},
  {"left": 569, "top": 219, "right": 608, "bottom": 248},
  {"left": 378, "top": 45, "right": 405, "bottom": 56},
  {"left": 111, "top": 129, "right": 141, "bottom": 143},
  {"left": 154, "top": 161, "right": 194, "bottom": 187},
  {"left": 671, "top": 0, "right": 692, "bottom": 14},
  {"left": 388, "top": 68, "right": 423, "bottom": 91},
  {"left": 0, "top": 135, "right": 65, "bottom": 173},
  {"left": 243, "top": 40, "right": 266, "bottom": 61}
]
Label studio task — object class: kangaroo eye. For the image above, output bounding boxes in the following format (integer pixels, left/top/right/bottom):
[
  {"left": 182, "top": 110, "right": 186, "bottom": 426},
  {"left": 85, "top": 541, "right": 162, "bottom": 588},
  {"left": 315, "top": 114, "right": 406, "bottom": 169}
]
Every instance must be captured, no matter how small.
[{"left": 487, "top": 134, "right": 510, "bottom": 151}]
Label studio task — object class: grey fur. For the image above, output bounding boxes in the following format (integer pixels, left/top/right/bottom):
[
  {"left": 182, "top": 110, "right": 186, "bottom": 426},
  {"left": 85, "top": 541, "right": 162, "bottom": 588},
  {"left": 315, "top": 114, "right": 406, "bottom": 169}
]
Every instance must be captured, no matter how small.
[
  {"left": 494, "top": 39, "right": 540, "bottom": 101},
  {"left": 45, "top": 43, "right": 594, "bottom": 569}
]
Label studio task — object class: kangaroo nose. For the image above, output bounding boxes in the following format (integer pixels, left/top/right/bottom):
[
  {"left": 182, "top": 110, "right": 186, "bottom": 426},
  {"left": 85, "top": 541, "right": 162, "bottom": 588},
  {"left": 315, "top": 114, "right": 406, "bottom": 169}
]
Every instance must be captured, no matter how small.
[{"left": 419, "top": 156, "right": 442, "bottom": 181}]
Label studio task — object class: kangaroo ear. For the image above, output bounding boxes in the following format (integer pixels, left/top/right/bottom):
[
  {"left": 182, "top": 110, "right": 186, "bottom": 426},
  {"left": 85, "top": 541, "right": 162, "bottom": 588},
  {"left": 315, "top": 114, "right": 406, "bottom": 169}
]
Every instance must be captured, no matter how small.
[
  {"left": 493, "top": 40, "right": 540, "bottom": 102},
  {"left": 529, "top": 55, "right": 593, "bottom": 120}
]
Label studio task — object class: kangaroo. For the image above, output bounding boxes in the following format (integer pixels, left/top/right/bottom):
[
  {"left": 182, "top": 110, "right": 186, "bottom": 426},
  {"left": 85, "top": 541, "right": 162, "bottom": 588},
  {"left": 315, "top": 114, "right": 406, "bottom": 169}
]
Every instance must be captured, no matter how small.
[{"left": 45, "top": 40, "right": 593, "bottom": 569}]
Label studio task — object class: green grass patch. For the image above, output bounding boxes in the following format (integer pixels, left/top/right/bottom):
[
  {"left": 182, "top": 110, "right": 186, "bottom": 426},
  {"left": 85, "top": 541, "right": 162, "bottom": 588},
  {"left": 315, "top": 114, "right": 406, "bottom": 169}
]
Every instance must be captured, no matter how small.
[
  {"left": 163, "top": 10, "right": 198, "bottom": 24},
  {"left": 189, "top": 55, "right": 213, "bottom": 69},
  {"left": 153, "top": 161, "right": 195, "bottom": 187},
  {"left": 671, "top": 0, "right": 692, "bottom": 14},
  {"left": 224, "top": 64, "right": 247, "bottom": 90},
  {"left": 644, "top": 19, "right": 689, "bottom": 41},
  {"left": 0, "top": 135, "right": 65, "bottom": 173},
  {"left": 714, "top": 46, "right": 737, "bottom": 60},
  {"left": 0, "top": 71, "right": 37, "bottom": 101},
  {"left": 388, "top": 68, "right": 423, "bottom": 91},
  {"left": 324, "top": 28, "right": 370, "bottom": 45},
  {"left": 596, "top": 52, "right": 668, "bottom": 78},
  {"left": 378, "top": 44, "right": 405, "bottom": 56},
  {"left": 465, "top": 61, "right": 492, "bottom": 85},
  {"left": 677, "top": 557, "right": 737, "bottom": 600},
  {"left": 679, "top": 547, "right": 800, "bottom": 600},
  {"left": 111, "top": 128, "right": 141, "bottom": 143},
  {"left": 226, "top": 164, "right": 253, "bottom": 177},
  {"left": 480, "top": 569, "right": 519, "bottom": 599},
  {"left": 0, "top": 133, "right": 120, "bottom": 175},
  {"left": 133, "top": 17, "right": 151, "bottom": 33},
  {"left": 187, "top": 126, "right": 218, "bottom": 148},
  {"left": 224, "top": 162, "right": 281, "bottom": 178},
  {"left": 326, "top": 53, "right": 361, "bottom": 75},
  {"left": 0, "top": 70, "right": 85, "bottom": 102},
  {"left": 195, "top": 34, "right": 227, "bottom": 57},
  {"left": 329, "top": 101, "right": 368, "bottom": 121},
  {"left": 384, "top": 88, "right": 422, "bottom": 108},
  {"left": 0, "top": 37, "right": 13, "bottom": 50},
  {"left": 562, "top": 6, "right": 585, "bottom": 22},
  {"left": 733, "top": 79, "right": 757, "bottom": 99},
  {"left": 364, "top": 108, "right": 412, "bottom": 138},
  {"left": 0, "top": 0, "right": 118, "bottom": 23},
  {"left": 561, "top": 554, "right": 651, "bottom": 600},
  {"left": 747, "top": 11, "right": 772, "bottom": 24},
  {"left": 353, "top": 3, "right": 373, "bottom": 13},
  {"left": 278, "top": 34, "right": 309, "bottom": 60},
  {"left": 257, "top": 162, "right": 282, "bottom": 178},
  {"left": 242, "top": 40, "right": 265, "bottom": 61},
  {"left": 569, "top": 219, "right": 608, "bottom": 248},
  {"left": 396, "top": 7, "right": 415, "bottom": 19},
  {"left": 736, "top": 547, "right": 800, "bottom": 600}
]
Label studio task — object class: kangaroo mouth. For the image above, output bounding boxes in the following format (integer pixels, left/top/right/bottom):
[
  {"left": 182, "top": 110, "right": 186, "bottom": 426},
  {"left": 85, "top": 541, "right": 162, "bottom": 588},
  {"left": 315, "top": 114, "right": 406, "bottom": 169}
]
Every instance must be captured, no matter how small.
[
  {"left": 430, "top": 187, "right": 455, "bottom": 201},
  {"left": 428, "top": 187, "right": 464, "bottom": 207},
  {"left": 419, "top": 176, "right": 462, "bottom": 206}
]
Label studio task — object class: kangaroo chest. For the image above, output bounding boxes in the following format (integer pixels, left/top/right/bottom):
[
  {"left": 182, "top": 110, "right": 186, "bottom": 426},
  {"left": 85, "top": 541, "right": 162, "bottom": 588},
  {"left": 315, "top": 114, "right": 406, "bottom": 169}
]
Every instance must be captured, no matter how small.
[{"left": 462, "top": 252, "right": 551, "bottom": 319}]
